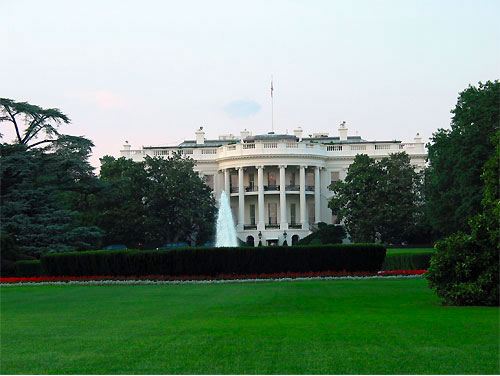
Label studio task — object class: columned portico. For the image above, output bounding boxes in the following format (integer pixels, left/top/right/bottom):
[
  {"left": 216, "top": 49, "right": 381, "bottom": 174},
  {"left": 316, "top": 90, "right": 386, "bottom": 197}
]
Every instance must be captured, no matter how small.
[
  {"left": 238, "top": 167, "right": 244, "bottom": 231},
  {"left": 299, "top": 165, "right": 307, "bottom": 230},
  {"left": 224, "top": 168, "right": 230, "bottom": 194},
  {"left": 279, "top": 165, "right": 287, "bottom": 230},
  {"left": 257, "top": 165, "right": 265, "bottom": 230},
  {"left": 314, "top": 166, "right": 321, "bottom": 224}
]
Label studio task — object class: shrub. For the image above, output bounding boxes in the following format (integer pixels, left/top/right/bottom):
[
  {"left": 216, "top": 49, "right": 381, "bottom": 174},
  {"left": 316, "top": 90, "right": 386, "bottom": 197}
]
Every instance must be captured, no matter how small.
[
  {"left": 297, "top": 223, "right": 346, "bottom": 245},
  {"left": 41, "top": 244, "right": 386, "bottom": 277},
  {"left": 382, "top": 252, "right": 434, "bottom": 271},
  {"left": 15, "top": 260, "right": 42, "bottom": 277},
  {"left": 0, "top": 233, "right": 36, "bottom": 277},
  {"left": 426, "top": 214, "right": 499, "bottom": 306}
]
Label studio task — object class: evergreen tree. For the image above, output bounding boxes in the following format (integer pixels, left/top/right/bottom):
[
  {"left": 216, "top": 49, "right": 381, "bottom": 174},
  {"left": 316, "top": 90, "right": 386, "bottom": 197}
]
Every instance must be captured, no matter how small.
[{"left": 426, "top": 80, "right": 499, "bottom": 237}]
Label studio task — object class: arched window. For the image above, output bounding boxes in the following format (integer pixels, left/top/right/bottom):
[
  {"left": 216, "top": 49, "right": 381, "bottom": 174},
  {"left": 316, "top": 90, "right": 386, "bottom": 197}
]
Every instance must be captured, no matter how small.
[
  {"left": 246, "top": 236, "right": 255, "bottom": 247},
  {"left": 291, "top": 235, "right": 300, "bottom": 246}
]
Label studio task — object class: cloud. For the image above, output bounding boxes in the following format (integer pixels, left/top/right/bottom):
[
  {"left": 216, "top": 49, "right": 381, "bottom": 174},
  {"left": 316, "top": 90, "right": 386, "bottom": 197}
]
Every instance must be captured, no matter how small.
[
  {"left": 224, "top": 100, "right": 261, "bottom": 118},
  {"left": 76, "top": 91, "right": 126, "bottom": 109}
]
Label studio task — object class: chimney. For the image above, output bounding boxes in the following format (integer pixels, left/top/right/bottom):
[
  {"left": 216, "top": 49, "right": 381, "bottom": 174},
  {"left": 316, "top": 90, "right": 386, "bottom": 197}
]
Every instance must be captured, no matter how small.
[
  {"left": 338, "top": 121, "right": 348, "bottom": 141},
  {"left": 293, "top": 126, "right": 303, "bottom": 141},
  {"left": 121, "top": 141, "right": 131, "bottom": 158},
  {"left": 195, "top": 127, "right": 205, "bottom": 145},
  {"left": 240, "top": 129, "right": 250, "bottom": 141}
]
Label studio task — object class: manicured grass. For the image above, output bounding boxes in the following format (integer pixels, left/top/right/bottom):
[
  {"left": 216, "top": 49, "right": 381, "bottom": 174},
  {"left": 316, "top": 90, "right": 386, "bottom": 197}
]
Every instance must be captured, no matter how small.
[
  {"left": 1, "top": 279, "right": 498, "bottom": 374},
  {"left": 386, "top": 248, "right": 435, "bottom": 255}
]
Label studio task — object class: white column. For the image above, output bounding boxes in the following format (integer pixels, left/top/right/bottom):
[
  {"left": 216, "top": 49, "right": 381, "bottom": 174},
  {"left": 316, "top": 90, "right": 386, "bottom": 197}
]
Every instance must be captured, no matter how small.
[
  {"left": 280, "top": 165, "right": 287, "bottom": 230},
  {"left": 314, "top": 166, "right": 321, "bottom": 224},
  {"left": 257, "top": 166, "right": 265, "bottom": 230},
  {"left": 238, "top": 167, "right": 244, "bottom": 231},
  {"left": 300, "top": 165, "right": 308, "bottom": 229},
  {"left": 224, "top": 169, "right": 230, "bottom": 194}
]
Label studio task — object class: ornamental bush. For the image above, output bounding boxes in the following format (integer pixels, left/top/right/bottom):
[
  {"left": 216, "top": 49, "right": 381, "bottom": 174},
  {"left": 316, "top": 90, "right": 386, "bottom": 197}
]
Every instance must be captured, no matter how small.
[
  {"left": 382, "top": 252, "right": 434, "bottom": 271},
  {"left": 41, "top": 244, "right": 386, "bottom": 277},
  {"left": 426, "top": 214, "right": 499, "bottom": 306},
  {"left": 297, "top": 223, "right": 346, "bottom": 245},
  {"left": 15, "top": 260, "right": 42, "bottom": 277}
]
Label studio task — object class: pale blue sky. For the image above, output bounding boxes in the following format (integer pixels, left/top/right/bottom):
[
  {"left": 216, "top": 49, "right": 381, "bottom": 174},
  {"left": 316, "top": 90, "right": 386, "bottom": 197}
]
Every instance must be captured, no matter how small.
[{"left": 2, "top": 0, "right": 499, "bottom": 168}]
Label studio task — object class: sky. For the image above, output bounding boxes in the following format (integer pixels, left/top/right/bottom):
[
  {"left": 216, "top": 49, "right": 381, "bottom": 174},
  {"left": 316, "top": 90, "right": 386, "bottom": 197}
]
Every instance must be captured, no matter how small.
[{"left": 2, "top": 0, "right": 499, "bottom": 169}]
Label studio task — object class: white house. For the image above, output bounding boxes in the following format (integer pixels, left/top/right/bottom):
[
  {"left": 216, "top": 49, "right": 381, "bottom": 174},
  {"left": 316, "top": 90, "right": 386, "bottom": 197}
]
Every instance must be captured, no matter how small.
[{"left": 120, "top": 123, "right": 426, "bottom": 246}]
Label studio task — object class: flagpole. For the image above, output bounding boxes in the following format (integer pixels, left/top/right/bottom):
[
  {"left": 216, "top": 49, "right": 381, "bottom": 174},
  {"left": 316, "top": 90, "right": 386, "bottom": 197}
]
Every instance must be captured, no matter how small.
[{"left": 271, "top": 76, "right": 274, "bottom": 133}]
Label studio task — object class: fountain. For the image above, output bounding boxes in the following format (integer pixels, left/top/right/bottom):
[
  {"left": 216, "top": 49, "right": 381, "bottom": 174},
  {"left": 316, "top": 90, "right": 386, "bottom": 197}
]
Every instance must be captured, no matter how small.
[{"left": 215, "top": 191, "right": 239, "bottom": 247}]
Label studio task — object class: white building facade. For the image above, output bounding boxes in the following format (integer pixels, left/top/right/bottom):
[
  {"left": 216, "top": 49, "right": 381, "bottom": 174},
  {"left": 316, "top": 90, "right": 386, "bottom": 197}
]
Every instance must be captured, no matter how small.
[{"left": 121, "top": 124, "right": 426, "bottom": 246}]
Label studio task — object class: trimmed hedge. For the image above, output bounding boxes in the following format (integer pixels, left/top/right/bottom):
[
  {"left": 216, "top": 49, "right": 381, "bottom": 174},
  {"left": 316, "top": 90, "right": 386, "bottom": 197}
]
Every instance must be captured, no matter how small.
[
  {"left": 41, "top": 244, "right": 386, "bottom": 277},
  {"left": 15, "top": 260, "right": 43, "bottom": 277},
  {"left": 381, "top": 252, "right": 434, "bottom": 271}
]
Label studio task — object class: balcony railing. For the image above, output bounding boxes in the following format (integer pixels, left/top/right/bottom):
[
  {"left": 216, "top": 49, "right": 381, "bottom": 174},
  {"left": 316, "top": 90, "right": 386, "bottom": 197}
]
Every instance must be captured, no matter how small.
[
  {"left": 288, "top": 223, "right": 302, "bottom": 229},
  {"left": 244, "top": 224, "right": 257, "bottom": 230},
  {"left": 230, "top": 187, "right": 238, "bottom": 193},
  {"left": 265, "top": 223, "right": 280, "bottom": 229},
  {"left": 264, "top": 185, "right": 280, "bottom": 191},
  {"left": 306, "top": 185, "right": 314, "bottom": 191},
  {"left": 245, "top": 185, "right": 257, "bottom": 192},
  {"left": 286, "top": 185, "right": 299, "bottom": 191}
]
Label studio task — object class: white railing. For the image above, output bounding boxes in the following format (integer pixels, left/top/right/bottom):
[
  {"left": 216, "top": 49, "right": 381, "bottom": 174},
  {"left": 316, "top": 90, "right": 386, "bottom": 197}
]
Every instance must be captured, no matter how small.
[
  {"left": 263, "top": 143, "right": 278, "bottom": 148},
  {"left": 123, "top": 140, "right": 426, "bottom": 162},
  {"left": 350, "top": 145, "right": 366, "bottom": 151},
  {"left": 201, "top": 149, "right": 217, "bottom": 154},
  {"left": 327, "top": 145, "right": 342, "bottom": 151}
]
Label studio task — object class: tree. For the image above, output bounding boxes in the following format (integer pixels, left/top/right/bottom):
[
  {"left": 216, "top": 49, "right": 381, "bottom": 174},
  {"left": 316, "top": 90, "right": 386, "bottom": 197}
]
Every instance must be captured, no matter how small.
[
  {"left": 425, "top": 80, "right": 499, "bottom": 237},
  {"left": 376, "top": 153, "right": 426, "bottom": 244},
  {"left": 329, "top": 154, "right": 381, "bottom": 242},
  {"left": 89, "top": 156, "right": 149, "bottom": 248},
  {"left": 1, "top": 98, "right": 70, "bottom": 149},
  {"left": 142, "top": 152, "right": 216, "bottom": 247},
  {"left": 329, "top": 152, "right": 425, "bottom": 244},
  {"left": 426, "top": 131, "right": 499, "bottom": 306},
  {"left": 0, "top": 99, "right": 103, "bottom": 256},
  {"left": 0, "top": 143, "right": 102, "bottom": 256}
]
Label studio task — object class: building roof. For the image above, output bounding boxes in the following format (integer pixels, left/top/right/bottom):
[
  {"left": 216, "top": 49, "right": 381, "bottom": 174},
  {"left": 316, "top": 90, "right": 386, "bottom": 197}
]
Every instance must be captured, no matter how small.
[{"left": 247, "top": 134, "right": 298, "bottom": 141}]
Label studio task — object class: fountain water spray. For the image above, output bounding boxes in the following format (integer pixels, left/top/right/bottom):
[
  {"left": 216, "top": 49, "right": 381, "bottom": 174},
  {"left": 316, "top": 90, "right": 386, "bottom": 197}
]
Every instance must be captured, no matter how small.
[{"left": 215, "top": 191, "right": 239, "bottom": 247}]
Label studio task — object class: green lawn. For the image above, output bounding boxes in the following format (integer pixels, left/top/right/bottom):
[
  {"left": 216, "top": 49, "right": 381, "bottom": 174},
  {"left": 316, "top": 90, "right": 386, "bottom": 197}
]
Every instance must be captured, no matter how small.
[
  {"left": 386, "top": 248, "right": 435, "bottom": 255},
  {"left": 1, "top": 279, "right": 498, "bottom": 374}
]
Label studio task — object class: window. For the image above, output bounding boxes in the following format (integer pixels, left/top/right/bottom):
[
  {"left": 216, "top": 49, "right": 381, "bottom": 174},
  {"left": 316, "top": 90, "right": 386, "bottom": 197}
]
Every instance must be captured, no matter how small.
[
  {"left": 308, "top": 203, "right": 315, "bottom": 224},
  {"left": 332, "top": 215, "right": 340, "bottom": 225},
  {"left": 290, "top": 204, "right": 296, "bottom": 224},
  {"left": 204, "top": 175, "right": 214, "bottom": 190},
  {"left": 306, "top": 171, "right": 314, "bottom": 186},
  {"left": 290, "top": 172, "right": 296, "bottom": 186},
  {"left": 268, "top": 203, "right": 277, "bottom": 224},
  {"left": 331, "top": 171, "right": 340, "bottom": 183},
  {"left": 250, "top": 205, "right": 256, "bottom": 225},
  {"left": 230, "top": 173, "right": 238, "bottom": 192},
  {"left": 249, "top": 173, "right": 255, "bottom": 189},
  {"left": 268, "top": 171, "right": 276, "bottom": 186}
]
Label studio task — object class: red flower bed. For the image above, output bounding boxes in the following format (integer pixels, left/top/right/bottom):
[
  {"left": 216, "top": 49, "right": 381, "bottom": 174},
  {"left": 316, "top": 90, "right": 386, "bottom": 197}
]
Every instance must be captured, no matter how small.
[{"left": 0, "top": 270, "right": 426, "bottom": 284}]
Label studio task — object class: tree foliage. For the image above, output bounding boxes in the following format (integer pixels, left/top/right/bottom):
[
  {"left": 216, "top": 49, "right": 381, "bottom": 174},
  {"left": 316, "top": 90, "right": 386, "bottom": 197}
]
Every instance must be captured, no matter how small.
[
  {"left": 142, "top": 152, "right": 217, "bottom": 247},
  {"left": 329, "top": 152, "right": 426, "bottom": 244},
  {"left": 88, "top": 156, "right": 149, "bottom": 247},
  {"left": 296, "top": 222, "right": 346, "bottom": 245},
  {"left": 93, "top": 153, "right": 217, "bottom": 248},
  {"left": 1, "top": 98, "right": 70, "bottom": 149},
  {"left": 426, "top": 132, "right": 499, "bottom": 306},
  {"left": 0, "top": 142, "right": 103, "bottom": 256},
  {"left": 425, "top": 80, "right": 499, "bottom": 237}
]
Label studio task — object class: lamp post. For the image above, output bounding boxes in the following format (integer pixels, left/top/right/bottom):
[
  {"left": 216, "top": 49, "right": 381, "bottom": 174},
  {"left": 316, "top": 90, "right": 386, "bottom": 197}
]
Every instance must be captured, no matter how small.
[
  {"left": 258, "top": 231, "right": 263, "bottom": 247},
  {"left": 283, "top": 230, "right": 288, "bottom": 246}
]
